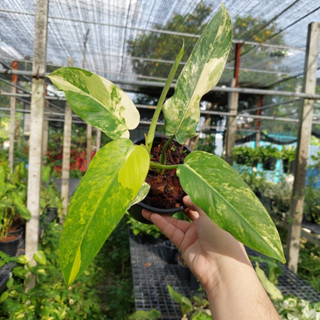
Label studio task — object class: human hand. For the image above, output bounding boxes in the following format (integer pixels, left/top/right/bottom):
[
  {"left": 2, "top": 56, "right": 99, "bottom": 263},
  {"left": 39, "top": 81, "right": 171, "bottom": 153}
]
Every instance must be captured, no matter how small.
[{"left": 142, "top": 195, "right": 251, "bottom": 290}]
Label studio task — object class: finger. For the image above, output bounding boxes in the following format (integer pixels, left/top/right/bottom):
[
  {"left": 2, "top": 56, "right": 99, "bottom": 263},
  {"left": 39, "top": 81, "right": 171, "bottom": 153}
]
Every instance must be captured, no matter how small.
[
  {"left": 142, "top": 209, "right": 190, "bottom": 233},
  {"left": 141, "top": 209, "right": 152, "bottom": 221},
  {"left": 148, "top": 213, "right": 186, "bottom": 249},
  {"left": 184, "top": 208, "right": 199, "bottom": 221},
  {"left": 183, "top": 196, "right": 206, "bottom": 216}
]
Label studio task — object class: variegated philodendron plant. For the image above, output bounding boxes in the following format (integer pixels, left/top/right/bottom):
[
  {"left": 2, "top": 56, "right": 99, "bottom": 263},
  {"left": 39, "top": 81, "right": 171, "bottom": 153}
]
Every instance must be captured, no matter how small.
[{"left": 48, "top": 5, "right": 285, "bottom": 286}]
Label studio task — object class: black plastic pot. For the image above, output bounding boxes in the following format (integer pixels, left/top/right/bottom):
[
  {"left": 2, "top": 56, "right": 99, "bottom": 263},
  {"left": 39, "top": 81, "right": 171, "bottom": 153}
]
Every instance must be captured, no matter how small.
[
  {"left": 128, "top": 136, "right": 190, "bottom": 224},
  {"left": 0, "top": 235, "right": 20, "bottom": 257},
  {"left": 161, "top": 240, "right": 178, "bottom": 264},
  {"left": 177, "top": 255, "right": 191, "bottom": 281},
  {"left": 262, "top": 157, "right": 277, "bottom": 170},
  {"left": 283, "top": 159, "right": 296, "bottom": 174}
]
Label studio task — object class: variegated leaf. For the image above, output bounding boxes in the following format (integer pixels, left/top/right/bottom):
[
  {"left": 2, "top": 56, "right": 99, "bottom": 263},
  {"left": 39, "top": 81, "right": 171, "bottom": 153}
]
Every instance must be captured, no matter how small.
[
  {"left": 163, "top": 5, "right": 232, "bottom": 144},
  {"left": 48, "top": 67, "right": 140, "bottom": 140},
  {"left": 177, "top": 151, "right": 285, "bottom": 263},
  {"left": 59, "top": 139, "right": 149, "bottom": 285}
]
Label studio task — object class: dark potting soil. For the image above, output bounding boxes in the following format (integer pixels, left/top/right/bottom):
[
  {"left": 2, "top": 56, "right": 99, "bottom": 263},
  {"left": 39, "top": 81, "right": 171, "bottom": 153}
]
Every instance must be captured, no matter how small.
[{"left": 142, "top": 138, "right": 188, "bottom": 209}]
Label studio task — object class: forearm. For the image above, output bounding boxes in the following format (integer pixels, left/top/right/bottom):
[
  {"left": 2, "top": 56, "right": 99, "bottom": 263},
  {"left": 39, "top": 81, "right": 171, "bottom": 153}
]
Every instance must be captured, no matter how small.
[{"left": 203, "top": 256, "right": 280, "bottom": 320}]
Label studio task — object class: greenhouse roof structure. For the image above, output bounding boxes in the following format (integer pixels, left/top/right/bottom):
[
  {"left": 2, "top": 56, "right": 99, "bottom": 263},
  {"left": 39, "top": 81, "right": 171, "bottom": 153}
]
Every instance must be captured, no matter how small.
[{"left": 1, "top": 0, "right": 320, "bottom": 92}]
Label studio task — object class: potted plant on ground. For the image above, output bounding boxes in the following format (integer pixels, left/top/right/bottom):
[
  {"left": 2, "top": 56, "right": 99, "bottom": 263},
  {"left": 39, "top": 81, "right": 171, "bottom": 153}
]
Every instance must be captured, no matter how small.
[
  {"left": 48, "top": 5, "right": 285, "bottom": 286},
  {"left": 0, "top": 162, "right": 31, "bottom": 256}
]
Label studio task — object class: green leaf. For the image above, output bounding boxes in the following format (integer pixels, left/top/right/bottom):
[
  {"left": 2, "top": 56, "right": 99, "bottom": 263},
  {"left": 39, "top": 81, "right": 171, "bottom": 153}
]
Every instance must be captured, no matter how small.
[
  {"left": 129, "top": 309, "right": 161, "bottom": 320},
  {"left": 33, "top": 250, "right": 46, "bottom": 265},
  {"left": 255, "top": 262, "right": 283, "bottom": 301},
  {"left": 6, "top": 277, "right": 14, "bottom": 289},
  {"left": 16, "top": 255, "right": 28, "bottom": 265},
  {"left": 59, "top": 139, "right": 149, "bottom": 285},
  {"left": 48, "top": 67, "right": 140, "bottom": 140},
  {"left": 177, "top": 151, "right": 285, "bottom": 263},
  {"left": 0, "top": 291, "right": 8, "bottom": 303},
  {"left": 163, "top": 5, "right": 232, "bottom": 144},
  {"left": 167, "top": 285, "right": 192, "bottom": 308},
  {"left": 11, "top": 192, "right": 31, "bottom": 220},
  {"left": 127, "top": 182, "right": 150, "bottom": 209}
]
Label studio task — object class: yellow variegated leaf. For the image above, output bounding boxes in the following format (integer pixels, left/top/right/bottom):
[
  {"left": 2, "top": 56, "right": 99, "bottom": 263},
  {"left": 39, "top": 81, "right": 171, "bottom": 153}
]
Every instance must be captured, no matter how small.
[
  {"left": 163, "top": 5, "right": 232, "bottom": 144},
  {"left": 59, "top": 139, "right": 149, "bottom": 285},
  {"left": 48, "top": 68, "right": 140, "bottom": 140}
]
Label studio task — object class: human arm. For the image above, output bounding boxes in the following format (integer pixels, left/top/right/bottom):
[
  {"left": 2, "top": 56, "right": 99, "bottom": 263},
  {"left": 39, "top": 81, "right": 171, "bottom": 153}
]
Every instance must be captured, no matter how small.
[{"left": 142, "top": 196, "right": 280, "bottom": 320}]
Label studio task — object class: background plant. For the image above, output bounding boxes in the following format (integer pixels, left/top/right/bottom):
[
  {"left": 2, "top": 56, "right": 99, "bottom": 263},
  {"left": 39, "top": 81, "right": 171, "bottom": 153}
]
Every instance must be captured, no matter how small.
[{"left": 0, "top": 161, "right": 30, "bottom": 239}]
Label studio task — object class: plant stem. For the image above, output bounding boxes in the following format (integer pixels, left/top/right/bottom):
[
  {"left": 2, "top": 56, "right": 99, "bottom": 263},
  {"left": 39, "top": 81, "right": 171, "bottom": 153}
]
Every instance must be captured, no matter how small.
[
  {"left": 150, "top": 161, "right": 178, "bottom": 170},
  {"left": 160, "top": 135, "right": 175, "bottom": 165},
  {"left": 146, "top": 42, "right": 184, "bottom": 153}
]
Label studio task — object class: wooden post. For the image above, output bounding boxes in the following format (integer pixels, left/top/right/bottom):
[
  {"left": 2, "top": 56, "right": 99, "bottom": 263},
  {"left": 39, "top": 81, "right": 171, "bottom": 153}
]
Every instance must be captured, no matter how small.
[
  {"left": 61, "top": 58, "right": 74, "bottom": 223},
  {"left": 82, "top": 29, "right": 92, "bottom": 170},
  {"left": 225, "top": 43, "right": 241, "bottom": 165},
  {"left": 25, "top": 0, "right": 49, "bottom": 290},
  {"left": 9, "top": 61, "right": 18, "bottom": 172},
  {"left": 255, "top": 95, "right": 263, "bottom": 147},
  {"left": 286, "top": 22, "right": 320, "bottom": 273}
]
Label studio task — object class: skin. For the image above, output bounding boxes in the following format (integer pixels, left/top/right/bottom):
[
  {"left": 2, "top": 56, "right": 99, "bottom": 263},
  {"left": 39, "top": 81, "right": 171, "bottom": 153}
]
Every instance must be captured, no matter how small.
[{"left": 142, "top": 195, "right": 280, "bottom": 320}]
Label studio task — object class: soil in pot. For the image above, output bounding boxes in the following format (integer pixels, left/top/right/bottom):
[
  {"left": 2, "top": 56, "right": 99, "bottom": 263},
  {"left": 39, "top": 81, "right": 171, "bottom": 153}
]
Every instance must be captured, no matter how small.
[
  {"left": 129, "top": 137, "right": 189, "bottom": 224},
  {"left": 143, "top": 137, "right": 189, "bottom": 210}
]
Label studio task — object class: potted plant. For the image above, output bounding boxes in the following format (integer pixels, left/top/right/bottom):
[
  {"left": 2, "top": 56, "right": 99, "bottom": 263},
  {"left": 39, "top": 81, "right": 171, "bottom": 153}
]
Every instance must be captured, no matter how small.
[
  {"left": 281, "top": 146, "right": 296, "bottom": 174},
  {"left": 0, "top": 163, "right": 31, "bottom": 256},
  {"left": 257, "top": 145, "right": 281, "bottom": 170},
  {"left": 232, "top": 146, "right": 259, "bottom": 167},
  {"left": 48, "top": 5, "right": 285, "bottom": 286}
]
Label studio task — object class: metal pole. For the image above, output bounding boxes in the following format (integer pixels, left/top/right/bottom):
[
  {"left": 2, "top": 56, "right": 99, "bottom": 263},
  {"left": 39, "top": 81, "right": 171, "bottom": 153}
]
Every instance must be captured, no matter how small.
[
  {"left": 255, "top": 95, "right": 263, "bottom": 147},
  {"left": 1, "top": 70, "right": 320, "bottom": 99},
  {"left": 9, "top": 61, "right": 18, "bottom": 172},
  {"left": 25, "top": 0, "right": 49, "bottom": 290},
  {"left": 82, "top": 29, "right": 93, "bottom": 170},
  {"left": 61, "top": 57, "right": 74, "bottom": 223},
  {"left": 286, "top": 22, "right": 320, "bottom": 273}
]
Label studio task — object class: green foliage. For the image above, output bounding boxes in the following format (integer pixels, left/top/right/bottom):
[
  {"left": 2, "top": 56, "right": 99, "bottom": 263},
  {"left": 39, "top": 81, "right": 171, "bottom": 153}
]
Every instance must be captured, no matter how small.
[
  {"left": 126, "top": 213, "right": 162, "bottom": 239},
  {"left": 274, "top": 297, "right": 320, "bottom": 319},
  {"left": 232, "top": 145, "right": 259, "bottom": 166},
  {"left": 127, "top": 2, "right": 211, "bottom": 79},
  {"left": 194, "top": 134, "right": 215, "bottom": 154},
  {"left": 0, "top": 223, "right": 105, "bottom": 320},
  {"left": 167, "top": 285, "right": 211, "bottom": 319},
  {"left": 304, "top": 182, "right": 320, "bottom": 224},
  {"left": 298, "top": 240, "right": 320, "bottom": 293},
  {"left": 281, "top": 145, "right": 296, "bottom": 162},
  {"left": 40, "top": 165, "right": 63, "bottom": 217},
  {"left": 49, "top": 5, "right": 285, "bottom": 285},
  {"left": 0, "top": 161, "right": 30, "bottom": 239},
  {"left": 129, "top": 310, "right": 161, "bottom": 320},
  {"left": 257, "top": 145, "right": 282, "bottom": 161},
  {"left": 94, "top": 217, "right": 135, "bottom": 319}
]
